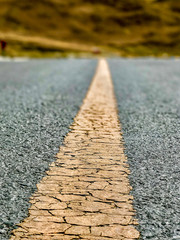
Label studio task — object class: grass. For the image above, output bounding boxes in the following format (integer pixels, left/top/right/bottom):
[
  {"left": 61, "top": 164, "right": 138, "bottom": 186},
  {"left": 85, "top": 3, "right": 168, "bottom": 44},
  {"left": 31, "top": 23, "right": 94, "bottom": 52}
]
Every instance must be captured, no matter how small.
[{"left": 0, "top": 0, "right": 180, "bottom": 57}]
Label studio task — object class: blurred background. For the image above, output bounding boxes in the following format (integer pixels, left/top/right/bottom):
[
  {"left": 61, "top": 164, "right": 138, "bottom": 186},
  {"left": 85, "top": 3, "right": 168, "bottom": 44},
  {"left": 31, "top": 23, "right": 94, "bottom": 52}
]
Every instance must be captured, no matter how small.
[{"left": 0, "top": 0, "right": 180, "bottom": 57}]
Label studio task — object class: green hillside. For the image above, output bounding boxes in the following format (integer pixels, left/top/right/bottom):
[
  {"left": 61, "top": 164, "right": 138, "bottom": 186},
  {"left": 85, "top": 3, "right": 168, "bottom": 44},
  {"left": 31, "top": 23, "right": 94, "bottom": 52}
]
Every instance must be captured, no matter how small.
[{"left": 0, "top": 0, "right": 180, "bottom": 57}]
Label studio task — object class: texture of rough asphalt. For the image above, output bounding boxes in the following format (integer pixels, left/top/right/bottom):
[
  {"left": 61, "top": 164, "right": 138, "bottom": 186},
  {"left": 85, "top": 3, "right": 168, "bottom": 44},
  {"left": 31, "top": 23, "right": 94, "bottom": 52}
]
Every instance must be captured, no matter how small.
[
  {"left": 10, "top": 59, "right": 139, "bottom": 240},
  {"left": 109, "top": 58, "right": 180, "bottom": 240},
  {"left": 0, "top": 59, "right": 97, "bottom": 240}
]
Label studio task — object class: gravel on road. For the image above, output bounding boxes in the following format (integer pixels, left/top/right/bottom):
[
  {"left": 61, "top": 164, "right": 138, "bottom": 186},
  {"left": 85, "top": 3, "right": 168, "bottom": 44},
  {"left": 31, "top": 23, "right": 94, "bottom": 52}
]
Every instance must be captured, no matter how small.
[
  {"left": 109, "top": 58, "right": 180, "bottom": 240},
  {"left": 0, "top": 59, "right": 97, "bottom": 240}
]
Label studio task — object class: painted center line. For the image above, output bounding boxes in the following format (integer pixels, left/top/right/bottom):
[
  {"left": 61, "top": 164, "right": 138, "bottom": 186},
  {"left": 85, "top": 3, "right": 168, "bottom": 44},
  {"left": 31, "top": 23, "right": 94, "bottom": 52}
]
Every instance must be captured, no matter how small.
[{"left": 10, "top": 59, "right": 140, "bottom": 240}]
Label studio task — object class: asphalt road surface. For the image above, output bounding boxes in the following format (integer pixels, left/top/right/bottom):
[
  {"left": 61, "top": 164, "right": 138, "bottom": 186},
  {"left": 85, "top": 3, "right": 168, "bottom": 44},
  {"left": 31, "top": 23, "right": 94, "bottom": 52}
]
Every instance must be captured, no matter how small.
[
  {"left": 109, "top": 58, "right": 180, "bottom": 240},
  {"left": 0, "top": 58, "right": 180, "bottom": 240},
  {"left": 0, "top": 59, "right": 97, "bottom": 240}
]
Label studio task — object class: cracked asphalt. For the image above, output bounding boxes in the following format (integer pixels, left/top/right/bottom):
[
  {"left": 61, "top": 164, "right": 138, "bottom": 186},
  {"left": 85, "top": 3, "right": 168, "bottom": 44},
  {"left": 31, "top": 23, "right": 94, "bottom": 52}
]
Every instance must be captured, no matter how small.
[
  {"left": 10, "top": 59, "right": 139, "bottom": 240},
  {"left": 0, "top": 59, "right": 97, "bottom": 240},
  {"left": 0, "top": 58, "right": 180, "bottom": 240}
]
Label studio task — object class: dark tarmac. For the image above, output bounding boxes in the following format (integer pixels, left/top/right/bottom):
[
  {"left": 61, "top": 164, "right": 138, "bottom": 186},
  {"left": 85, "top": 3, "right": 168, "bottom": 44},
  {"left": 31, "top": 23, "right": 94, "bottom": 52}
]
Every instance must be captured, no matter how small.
[
  {"left": 109, "top": 58, "right": 180, "bottom": 240},
  {"left": 0, "top": 59, "right": 97, "bottom": 240}
]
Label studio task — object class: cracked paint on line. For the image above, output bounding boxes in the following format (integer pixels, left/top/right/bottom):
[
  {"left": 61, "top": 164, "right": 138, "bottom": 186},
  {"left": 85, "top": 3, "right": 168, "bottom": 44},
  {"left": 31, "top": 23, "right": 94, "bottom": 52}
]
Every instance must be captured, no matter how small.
[{"left": 10, "top": 59, "right": 140, "bottom": 240}]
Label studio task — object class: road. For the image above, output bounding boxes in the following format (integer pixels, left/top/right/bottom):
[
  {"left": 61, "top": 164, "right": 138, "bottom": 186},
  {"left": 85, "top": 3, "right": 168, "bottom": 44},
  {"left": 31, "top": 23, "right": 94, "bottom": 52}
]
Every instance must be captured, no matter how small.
[
  {"left": 10, "top": 59, "right": 140, "bottom": 240},
  {"left": 0, "top": 59, "right": 97, "bottom": 240},
  {"left": 109, "top": 58, "right": 180, "bottom": 240},
  {"left": 0, "top": 58, "right": 180, "bottom": 240}
]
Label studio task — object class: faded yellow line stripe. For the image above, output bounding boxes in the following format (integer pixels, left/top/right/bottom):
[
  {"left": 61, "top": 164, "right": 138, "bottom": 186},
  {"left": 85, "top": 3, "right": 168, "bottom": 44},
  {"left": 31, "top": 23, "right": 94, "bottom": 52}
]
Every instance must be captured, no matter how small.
[{"left": 10, "top": 59, "right": 140, "bottom": 240}]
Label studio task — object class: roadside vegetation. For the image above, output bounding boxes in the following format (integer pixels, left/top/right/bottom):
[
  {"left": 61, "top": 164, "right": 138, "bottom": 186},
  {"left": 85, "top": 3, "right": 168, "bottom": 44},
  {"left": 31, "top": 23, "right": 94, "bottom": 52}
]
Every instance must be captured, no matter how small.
[{"left": 0, "top": 0, "right": 180, "bottom": 57}]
